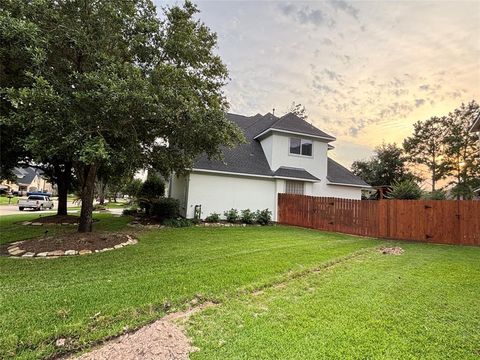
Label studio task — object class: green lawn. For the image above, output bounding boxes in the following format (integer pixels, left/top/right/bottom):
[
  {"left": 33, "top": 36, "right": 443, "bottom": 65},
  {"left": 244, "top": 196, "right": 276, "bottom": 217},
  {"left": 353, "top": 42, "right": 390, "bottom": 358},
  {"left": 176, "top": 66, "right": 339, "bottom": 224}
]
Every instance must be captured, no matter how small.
[
  {"left": 0, "top": 214, "right": 478, "bottom": 360},
  {"left": 0, "top": 196, "right": 19, "bottom": 205}
]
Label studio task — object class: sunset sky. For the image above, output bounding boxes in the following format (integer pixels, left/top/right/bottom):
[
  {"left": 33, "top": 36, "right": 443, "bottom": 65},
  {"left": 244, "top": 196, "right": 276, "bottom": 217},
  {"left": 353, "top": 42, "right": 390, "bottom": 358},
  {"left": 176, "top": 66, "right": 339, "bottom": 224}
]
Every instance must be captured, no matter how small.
[{"left": 156, "top": 0, "right": 480, "bottom": 168}]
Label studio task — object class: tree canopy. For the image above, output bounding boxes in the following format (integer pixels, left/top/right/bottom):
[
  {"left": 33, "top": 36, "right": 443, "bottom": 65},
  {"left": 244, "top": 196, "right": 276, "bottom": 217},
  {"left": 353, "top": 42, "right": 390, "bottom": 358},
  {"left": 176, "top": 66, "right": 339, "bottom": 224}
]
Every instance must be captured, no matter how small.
[{"left": 1, "top": 0, "right": 244, "bottom": 231}]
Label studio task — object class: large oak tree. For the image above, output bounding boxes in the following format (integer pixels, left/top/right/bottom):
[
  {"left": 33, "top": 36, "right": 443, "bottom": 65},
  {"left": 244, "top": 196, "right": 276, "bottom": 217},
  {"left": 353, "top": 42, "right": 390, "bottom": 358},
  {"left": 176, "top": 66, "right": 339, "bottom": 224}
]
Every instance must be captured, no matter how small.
[{"left": 2, "top": 0, "right": 244, "bottom": 232}]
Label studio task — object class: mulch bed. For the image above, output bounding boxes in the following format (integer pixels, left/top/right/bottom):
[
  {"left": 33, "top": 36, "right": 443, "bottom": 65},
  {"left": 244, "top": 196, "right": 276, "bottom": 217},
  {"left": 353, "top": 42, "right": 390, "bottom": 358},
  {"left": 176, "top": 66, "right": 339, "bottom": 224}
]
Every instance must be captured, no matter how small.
[
  {"left": 31, "top": 214, "right": 80, "bottom": 224},
  {"left": 20, "top": 232, "right": 131, "bottom": 253}
]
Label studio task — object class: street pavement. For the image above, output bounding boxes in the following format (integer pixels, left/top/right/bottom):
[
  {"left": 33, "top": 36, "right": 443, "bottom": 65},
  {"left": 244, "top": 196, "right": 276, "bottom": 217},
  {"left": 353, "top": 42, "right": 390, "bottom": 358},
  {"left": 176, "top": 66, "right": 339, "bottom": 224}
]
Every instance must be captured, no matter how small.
[{"left": 0, "top": 200, "right": 124, "bottom": 216}]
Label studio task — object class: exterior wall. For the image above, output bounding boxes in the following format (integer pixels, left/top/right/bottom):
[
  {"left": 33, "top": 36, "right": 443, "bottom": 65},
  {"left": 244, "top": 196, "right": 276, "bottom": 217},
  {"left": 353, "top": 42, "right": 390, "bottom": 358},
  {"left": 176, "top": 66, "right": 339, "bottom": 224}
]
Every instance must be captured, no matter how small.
[
  {"left": 169, "top": 173, "right": 189, "bottom": 217},
  {"left": 185, "top": 172, "right": 277, "bottom": 220},
  {"left": 266, "top": 132, "right": 329, "bottom": 180},
  {"left": 259, "top": 135, "right": 274, "bottom": 168},
  {"left": 321, "top": 184, "right": 362, "bottom": 199}
]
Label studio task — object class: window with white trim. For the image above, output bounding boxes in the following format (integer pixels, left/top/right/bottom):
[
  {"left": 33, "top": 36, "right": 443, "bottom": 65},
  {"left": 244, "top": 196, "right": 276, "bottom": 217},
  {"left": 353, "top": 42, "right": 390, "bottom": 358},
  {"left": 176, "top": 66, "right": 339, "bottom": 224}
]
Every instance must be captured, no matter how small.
[
  {"left": 289, "top": 138, "right": 312, "bottom": 156},
  {"left": 285, "top": 180, "right": 304, "bottom": 195}
]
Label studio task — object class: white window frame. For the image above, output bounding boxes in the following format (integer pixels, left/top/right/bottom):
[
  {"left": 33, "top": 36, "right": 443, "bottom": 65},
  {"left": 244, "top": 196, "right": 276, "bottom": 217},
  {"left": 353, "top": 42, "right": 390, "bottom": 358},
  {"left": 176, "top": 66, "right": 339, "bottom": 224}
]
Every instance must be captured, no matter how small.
[{"left": 289, "top": 137, "right": 313, "bottom": 157}]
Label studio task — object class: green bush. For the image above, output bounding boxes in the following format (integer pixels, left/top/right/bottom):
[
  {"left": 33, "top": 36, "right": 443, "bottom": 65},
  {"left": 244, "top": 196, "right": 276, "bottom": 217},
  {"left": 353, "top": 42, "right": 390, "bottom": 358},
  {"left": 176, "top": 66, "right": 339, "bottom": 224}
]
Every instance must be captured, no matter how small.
[
  {"left": 122, "top": 207, "right": 138, "bottom": 216},
  {"left": 163, "top": 218, "right": 193, "bottom": 228},
  {"left": 255, "top": 209, "right": 272, "bottom": 225},
  {"left": 240, "top": 209, "right": 256, "bottom": 224},
  {"left": 138, "top": 173, "right": 165, "bottom": 200},
  {"left": 424, "top": 189, "right": 447, "bottom": 200},
  {"left": 388, "top": 180, "right": 423, "bottom": 200},
  {"left": 205, "top": 212, "right": 221, "bottom": 223},
  {"left": 149, "top": 197, "right": 179, "bottom": 220},
  {"left": 224, "top": 208, "right": 239, "bottom": 223}
]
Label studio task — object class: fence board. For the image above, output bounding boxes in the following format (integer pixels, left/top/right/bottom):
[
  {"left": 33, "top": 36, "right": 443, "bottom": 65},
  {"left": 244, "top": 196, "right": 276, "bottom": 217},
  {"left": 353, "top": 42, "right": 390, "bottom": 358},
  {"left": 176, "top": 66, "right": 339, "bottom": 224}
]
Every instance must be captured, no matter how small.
[{"left": 277, "top": 194, "right": 479, "bottom": 246}]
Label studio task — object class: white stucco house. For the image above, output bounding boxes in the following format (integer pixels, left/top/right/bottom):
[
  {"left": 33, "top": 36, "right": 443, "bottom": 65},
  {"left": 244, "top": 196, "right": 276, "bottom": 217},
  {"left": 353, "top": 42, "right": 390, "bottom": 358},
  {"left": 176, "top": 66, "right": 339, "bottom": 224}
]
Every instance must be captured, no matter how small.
[{"left": 169, "top": 112, "right": 370, "bottom": 220}]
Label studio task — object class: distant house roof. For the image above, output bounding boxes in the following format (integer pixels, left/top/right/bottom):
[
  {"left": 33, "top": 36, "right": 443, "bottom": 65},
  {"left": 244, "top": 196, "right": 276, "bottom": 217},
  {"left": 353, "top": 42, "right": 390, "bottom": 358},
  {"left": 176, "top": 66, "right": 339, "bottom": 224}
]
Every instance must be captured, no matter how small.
[
  {"left": 193, "top": 113, "right": 366, "bottom": 187},
  {"left": 273, "top": 167, "right": 319, "bottom": 181},
  {"left": 13, "top": 167, "right": 42, "bottom": 186},
  {"left": 470, "top": 113, "right": 480, "bottom": 132},
  {"left": 327, "top": 158, "right": 370, "bottom": 187}
]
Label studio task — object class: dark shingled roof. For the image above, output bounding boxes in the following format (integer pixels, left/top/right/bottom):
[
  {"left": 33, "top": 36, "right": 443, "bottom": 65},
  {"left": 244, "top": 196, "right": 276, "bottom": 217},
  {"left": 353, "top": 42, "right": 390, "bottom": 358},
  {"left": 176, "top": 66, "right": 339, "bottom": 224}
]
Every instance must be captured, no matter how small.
[
  {"left": 193, "top": 113, "right": 277, "bottom": 176},
  {"left": 327, "top": 158, "right": 370, "bottom": 187},
  {"left": 273, "top": 167, "right": 319, "bottom": 181},
  {"left": 194, "top": 113, "right": 366, "bottom": 187},
  {"left": 267, "top": 112, "right": 335, "bottom": 140},
  {"left": 13, "top": 167, "right": 42, "bottom": 185}
]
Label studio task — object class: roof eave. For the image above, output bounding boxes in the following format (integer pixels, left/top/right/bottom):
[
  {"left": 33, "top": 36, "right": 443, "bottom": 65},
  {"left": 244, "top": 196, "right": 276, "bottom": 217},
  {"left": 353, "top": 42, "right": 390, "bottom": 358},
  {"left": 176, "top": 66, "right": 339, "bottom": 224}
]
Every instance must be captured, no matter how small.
[
  {"left": 327, "top": 181, "right": 372, "bottom": 189},
  {"left": 470, "top": 116, "right": 480, "bottom": 132},
  {"left": 254, "top": 128, "right": 336, "bottom": 142},
  {"left": 273, "top": 175, "right": 319, "bottom": 182}
]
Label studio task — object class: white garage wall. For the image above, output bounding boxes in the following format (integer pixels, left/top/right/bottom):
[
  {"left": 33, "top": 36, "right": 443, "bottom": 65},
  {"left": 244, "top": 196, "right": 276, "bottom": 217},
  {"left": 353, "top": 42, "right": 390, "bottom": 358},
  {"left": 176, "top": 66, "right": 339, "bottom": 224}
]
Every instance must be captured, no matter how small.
[
  {"left": 186, "top": 172, "right": 277, "bottom": 220},
  {"left": 169, "top": 173, "right": 188, "bottom": 217}
]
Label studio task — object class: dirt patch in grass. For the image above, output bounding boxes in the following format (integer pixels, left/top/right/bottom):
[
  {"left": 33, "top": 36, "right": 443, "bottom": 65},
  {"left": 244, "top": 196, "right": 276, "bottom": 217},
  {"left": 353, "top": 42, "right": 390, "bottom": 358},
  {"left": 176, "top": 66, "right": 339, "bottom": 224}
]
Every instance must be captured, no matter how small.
[
  {"left": 68, "top": 302, "right": 216, "bottom": 360},
  {"left": 379, "top": 247, "right": 404, "bottom": 255},
  {"left": 19, "top": 232, "right": 131, "bottom": 253},
  {"left": 31, "top": 215, "right": 81, "bottom": 224}
]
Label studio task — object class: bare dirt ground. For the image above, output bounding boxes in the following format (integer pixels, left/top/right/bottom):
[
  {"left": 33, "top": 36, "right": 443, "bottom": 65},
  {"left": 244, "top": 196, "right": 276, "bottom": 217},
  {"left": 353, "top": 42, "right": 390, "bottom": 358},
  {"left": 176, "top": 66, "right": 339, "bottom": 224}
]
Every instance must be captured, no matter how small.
[
  {"left": 69, "top": 303, "right": 216, "bottom": 360},
  {"left": 379, "top": 246, "right": 404, "bottom": 255}
]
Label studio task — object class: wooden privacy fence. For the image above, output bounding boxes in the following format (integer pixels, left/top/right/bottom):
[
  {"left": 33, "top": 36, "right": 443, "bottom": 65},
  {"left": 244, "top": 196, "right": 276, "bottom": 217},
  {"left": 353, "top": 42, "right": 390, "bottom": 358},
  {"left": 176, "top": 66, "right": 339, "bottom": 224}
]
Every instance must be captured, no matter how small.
[{"left": 277, "top": 194, "right": 480, "bottom": 246}]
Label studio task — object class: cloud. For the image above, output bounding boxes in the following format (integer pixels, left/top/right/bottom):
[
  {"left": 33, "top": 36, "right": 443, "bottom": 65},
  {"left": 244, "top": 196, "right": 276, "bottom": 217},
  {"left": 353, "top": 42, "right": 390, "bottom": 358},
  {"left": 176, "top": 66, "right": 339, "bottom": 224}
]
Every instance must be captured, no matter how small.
[
  {"left": 323, "top": 68, "right": 343, "bottom": 83},
  {"left": 328, "top": 0, "right": 359, "bottom": 19},
  {"left": 278, "top": 3, "right": 335, "bottom": 28},
  {"left": 321, "top": 37, "right": 334, "bottom": 46},
  {"left": 415, "top": 98, "right": 426, "bottom": 107}
]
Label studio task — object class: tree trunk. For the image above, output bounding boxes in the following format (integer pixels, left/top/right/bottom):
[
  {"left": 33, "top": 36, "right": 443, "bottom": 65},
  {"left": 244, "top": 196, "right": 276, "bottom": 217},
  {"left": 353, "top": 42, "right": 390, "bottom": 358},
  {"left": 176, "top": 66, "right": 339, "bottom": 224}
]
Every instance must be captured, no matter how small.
[
  {"left": 78, "top": 164, "right": 98, "bottom": 233},
  {"left": 56, "top": 162, "right": 72, "bottom": 216}
]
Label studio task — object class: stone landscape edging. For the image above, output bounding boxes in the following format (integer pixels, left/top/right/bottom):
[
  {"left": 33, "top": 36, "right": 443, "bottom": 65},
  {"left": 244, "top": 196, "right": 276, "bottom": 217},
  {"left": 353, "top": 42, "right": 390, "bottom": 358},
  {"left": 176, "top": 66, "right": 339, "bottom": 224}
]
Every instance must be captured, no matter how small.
[{"left": 6, "top": 235, "right": 138, "bottom": 259}]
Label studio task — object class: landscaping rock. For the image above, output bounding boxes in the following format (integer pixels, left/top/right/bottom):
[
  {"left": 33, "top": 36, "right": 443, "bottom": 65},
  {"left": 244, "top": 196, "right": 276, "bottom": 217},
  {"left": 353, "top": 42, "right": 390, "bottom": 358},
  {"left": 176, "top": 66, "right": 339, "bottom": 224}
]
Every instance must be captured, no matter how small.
[
  {"left": 50, "top": 250, "right": 65, "bottom": 256},
  {"left": 114, "top": 244, "right": 124, "bottom": 249},
  {"left": 65, "top": 250, "right": 78, "bottom": 256},
  {"left": 22, "top": 221, "right": 32, "bottom": 226},
  {"left": 22, "top": 252, "right": 35, "bottom": 258},
  {"left": 31, "top": 222, "right": 43, "bottom": 226},
  {"left": 79, "top": 250, "right": 92, "bottom": 255},
  {"left": 37, "top": 252, "right": 49, "bottom": 257},
  {"left": 9, "top": 248, "right": 26, "bottom": 256}
]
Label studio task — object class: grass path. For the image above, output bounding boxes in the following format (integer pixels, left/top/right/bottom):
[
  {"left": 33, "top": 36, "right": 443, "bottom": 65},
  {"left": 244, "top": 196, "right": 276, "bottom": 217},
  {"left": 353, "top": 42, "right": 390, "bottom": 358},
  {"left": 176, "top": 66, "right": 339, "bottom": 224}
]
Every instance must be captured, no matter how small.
[
  {"left": 0, "top": 215, "right": 381, "bottom": 359},
  {"left": 187, "top": 242, "right": 480, "bottom": 360}
]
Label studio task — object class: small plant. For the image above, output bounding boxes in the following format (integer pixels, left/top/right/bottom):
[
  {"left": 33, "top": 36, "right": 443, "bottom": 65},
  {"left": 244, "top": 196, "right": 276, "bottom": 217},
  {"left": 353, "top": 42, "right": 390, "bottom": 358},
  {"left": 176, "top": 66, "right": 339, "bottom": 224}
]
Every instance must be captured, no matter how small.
[
  {"left": 388, "top": 180, "right": 423, "bottom": 200},
  {"left": 255, "top": 209, "right": 272, "bottom": 225},
  {"left": 205, "top": 212, "right": 221, "bottom": 223},
  {"left": 223, "top": 208, "right": 239, "bottom": 223},
  {"left": 240, "top": 209, "right": 256, "bottom": 224},
  {"left": 163, "top": 218, "right": 193, "bottom": 228},
  {"left": 423, "top": 189, "right": 447, "bottom": 200},
  {"left": 122, "top": 207, "right": 138, "bottom": 216}
]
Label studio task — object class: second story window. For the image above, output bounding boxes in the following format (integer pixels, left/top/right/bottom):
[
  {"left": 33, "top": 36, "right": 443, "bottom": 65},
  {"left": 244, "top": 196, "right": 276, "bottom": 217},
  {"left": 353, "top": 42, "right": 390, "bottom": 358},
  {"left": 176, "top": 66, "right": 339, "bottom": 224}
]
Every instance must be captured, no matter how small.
[{"left": 289, "top": 138, "right": 313, "bottom": 156}]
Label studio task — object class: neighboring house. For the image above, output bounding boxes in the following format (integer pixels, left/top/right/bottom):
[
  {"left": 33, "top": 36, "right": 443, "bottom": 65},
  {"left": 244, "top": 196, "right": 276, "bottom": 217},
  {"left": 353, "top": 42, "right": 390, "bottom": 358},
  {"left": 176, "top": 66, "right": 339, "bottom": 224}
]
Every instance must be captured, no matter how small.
[
  {"left": 169, "top": 112, "right": 370, "bottom": 220},
  {"left": 0, "top": 167, "right": 55, "bottom": 195}
]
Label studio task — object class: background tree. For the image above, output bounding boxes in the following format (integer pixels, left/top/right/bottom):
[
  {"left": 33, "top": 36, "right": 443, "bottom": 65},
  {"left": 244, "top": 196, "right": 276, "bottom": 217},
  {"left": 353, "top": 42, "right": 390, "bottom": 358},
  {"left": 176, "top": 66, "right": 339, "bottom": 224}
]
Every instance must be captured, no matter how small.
[
  {"left": 287, "top": 101, "right": 308, "bottom": 120},
  {"left": 3, "top": 0, "right": 244, "bottom": 232},
  {"left": 352, "top": 143, "right": 417, "bottom": 188},
  {"left": 403, "top": 116, "right": 448, "bottom": 191},
  {"left": 441, "top": 100, "right": 480, "bottom": 199}
]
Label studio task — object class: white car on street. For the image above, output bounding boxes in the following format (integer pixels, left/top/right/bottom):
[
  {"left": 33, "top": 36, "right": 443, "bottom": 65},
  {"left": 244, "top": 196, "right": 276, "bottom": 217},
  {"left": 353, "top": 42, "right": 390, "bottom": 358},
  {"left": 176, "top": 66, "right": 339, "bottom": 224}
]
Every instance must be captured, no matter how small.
[{"left": 18, "top": 195, "right": 54, "bottom": 211}]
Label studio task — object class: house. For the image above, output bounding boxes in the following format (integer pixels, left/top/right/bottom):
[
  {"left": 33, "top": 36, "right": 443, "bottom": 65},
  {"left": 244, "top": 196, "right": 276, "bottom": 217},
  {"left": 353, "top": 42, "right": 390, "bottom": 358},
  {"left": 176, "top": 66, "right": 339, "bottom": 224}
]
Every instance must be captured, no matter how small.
[
  {"left": 169, "top": 112, "right": 370, "bottom": 220},
  {"left": 0, "top": 167, "right": 55, "bottom": 195}
]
